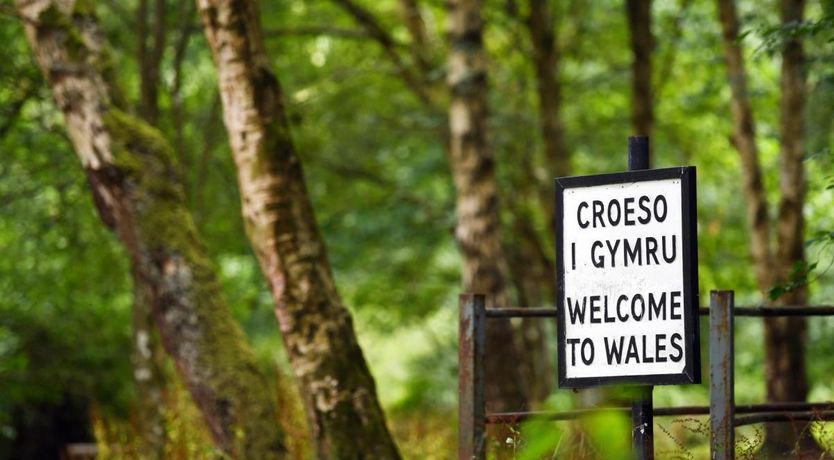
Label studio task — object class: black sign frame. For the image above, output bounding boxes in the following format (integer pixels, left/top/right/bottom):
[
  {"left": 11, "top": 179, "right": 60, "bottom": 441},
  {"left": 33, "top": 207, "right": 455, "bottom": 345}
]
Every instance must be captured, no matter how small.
[{"left": 555, "top": 167, "right": 700, "bottom": 389}]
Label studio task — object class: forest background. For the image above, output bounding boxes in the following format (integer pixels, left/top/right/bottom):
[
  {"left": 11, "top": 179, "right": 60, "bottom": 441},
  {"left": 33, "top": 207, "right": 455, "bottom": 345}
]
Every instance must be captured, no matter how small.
[{"left": 1, "top": 0, "right": 834, "bottom": 458}]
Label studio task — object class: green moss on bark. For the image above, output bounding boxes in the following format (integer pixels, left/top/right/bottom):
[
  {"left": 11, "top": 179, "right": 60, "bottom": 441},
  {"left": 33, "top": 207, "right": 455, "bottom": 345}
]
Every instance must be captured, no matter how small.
[
  {"left": 36, "top": 4, "right": 89, "bottom": 62},
  {"left": 102, "top": 109, "right": 194, "bottom": 251},
  {"left": 102, "top": 108, "right": 285, "bottom": 458},
  {"left": 25, "top": 2, "right": 286, "bottom": 457}
]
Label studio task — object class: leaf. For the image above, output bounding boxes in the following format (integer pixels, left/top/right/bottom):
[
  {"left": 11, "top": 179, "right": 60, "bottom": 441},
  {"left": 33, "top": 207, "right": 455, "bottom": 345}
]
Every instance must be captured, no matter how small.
[
  {"left": 517, "top": 419, "right": 565, "bottom": 460},
  {"left": 581, "top": 411, "right": 631, "bottom": 460},
  {"left": 769, "top": 285, "right": 786, "bottom": 301}
]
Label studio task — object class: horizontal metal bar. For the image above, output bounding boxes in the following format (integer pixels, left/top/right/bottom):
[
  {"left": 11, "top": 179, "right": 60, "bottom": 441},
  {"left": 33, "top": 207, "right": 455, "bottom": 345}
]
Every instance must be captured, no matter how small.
[
  {"left": 483, "top": 306, "right": 834, "bottom": 319},
  {"left": 485, "top": 402, "right": 834, "bottom": 424},
  {"left": 485, "top": 308, "right": 558, "bottom": 318},
  {"left": 722, "top": 306, "right": 834, "bottom": 317},
  {"left": 733, "top": 402, "right": 834, "bottom": 414},
  {"left": 487, "top": 407, "right": 628, "bottom": 424},
  {"left": 735, "top": 410, "right": 834, "bottom": 427}
]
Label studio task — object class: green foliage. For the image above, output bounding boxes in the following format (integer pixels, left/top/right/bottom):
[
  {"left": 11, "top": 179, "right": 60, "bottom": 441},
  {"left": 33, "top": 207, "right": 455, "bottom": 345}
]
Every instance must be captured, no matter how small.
[
  {"left": 516, "top": 395, "right": 631, "bottom": 460},
  {"left": 768, "top": 260, "right": 818, "bottom": 301},
  {"left": 0, "top": 27, "right": 133, "bottom": 455},
  {"left": 2, "top": 0, "right": 834, "bottom": 456},
  {"left": 754, "top": 15, "right": 834, "bottom": 55}
]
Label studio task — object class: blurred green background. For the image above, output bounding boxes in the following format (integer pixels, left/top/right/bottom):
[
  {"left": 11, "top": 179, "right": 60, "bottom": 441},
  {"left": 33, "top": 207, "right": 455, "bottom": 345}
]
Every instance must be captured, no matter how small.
[{"left": 1, "top": 0, "right": 834, "bottom": 458}]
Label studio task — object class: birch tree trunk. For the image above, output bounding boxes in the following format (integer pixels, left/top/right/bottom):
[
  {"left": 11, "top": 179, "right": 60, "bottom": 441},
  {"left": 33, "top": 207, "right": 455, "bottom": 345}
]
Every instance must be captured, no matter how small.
[
  {"left": 195, "top": 1, "right": 401, "bottom": 458},
  {"left": 16, "top": 2, "right": 286, "bottom": 457},
  {"left": 716, "top": 0, "right": 816, "bottom": 454},
  {"left": 448, "top": 0, "right": 529, "bottom": 411},
  {"left": 626, "top": 0, "right": 654, "bottom": 140}
]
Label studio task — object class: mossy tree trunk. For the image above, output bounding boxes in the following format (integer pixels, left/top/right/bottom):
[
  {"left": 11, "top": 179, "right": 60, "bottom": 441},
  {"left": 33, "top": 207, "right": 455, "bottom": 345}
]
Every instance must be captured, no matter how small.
[
  {"left": 447, "top": 0, "right": 529, "bottom": 412},
  {"left": 16, "top": 1, "right": 286, "bottom": 457},
  {"left": 133, "top": 6, "right": 172, "bottom": 455},
  {"left": 195, "top": 1, "right": 401, "bottom": 458},
  {"left": 131, "top": 269, "right": 168, "bottom": 459}
]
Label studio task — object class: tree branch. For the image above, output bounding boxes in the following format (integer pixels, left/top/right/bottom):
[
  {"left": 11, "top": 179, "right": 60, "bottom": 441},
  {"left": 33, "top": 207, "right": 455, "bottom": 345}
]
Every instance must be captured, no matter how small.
[
  {"left": 331, "top": 0, "right": 437, "bottom": 109},
  {"left": 263, "top": 25, "right": 372, "bottom": 39}
]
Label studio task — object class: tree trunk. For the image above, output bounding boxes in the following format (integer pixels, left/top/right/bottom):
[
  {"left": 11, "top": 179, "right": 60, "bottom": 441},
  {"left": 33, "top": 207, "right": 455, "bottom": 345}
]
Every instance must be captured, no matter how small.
[
  {"left": 131, "top": 270, "right": 168, "bottom": 459},
  {"left": 766, "top": 0, "right": 813, "bottom": 455},
  {"left": 715, "top": 0, "right": 773, "bottom": 292},
  {"left": 398, "top": 0, "right": 432, "bottom": 75},
  {"left": 625, "top": 0, "right": 653, "bottom": 139},
  {"left": 527, "top": 0, "right": 570, "bottom": 183},
  {"left": 508, "top": 0, "right": 570, "bottom": 403},
  {"left": 716, "top": 0, "right": 817, "bottom": 454},
  {"left": 504, "top": 199, "right": 555, "bottom": 404},
  {"left": 170, "top": 1, "right": 196, "bottom": 172},
  {"left": 16, "top": 2, "right": 286, "bottom": 457},
  {"left": 447, "top": 0, "right": 529, "bottom": 412},
  {"left": 133, "top": 10, "right": 172, "bottom": 453},
  {"left": 137, "top": 0, "right": 166, "bottom": 125},
  {"left": 195, "top": 1, "right": 401, "bottom": 458},
  {"left": 337, "top": 0, "right": 538, "bottom": 410}
]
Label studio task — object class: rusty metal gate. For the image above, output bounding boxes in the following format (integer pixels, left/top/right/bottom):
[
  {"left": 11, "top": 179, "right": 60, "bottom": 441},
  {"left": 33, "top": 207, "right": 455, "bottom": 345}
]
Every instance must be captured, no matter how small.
[{"left": 458, "top": 291, "right": 834, "bottom": 459}]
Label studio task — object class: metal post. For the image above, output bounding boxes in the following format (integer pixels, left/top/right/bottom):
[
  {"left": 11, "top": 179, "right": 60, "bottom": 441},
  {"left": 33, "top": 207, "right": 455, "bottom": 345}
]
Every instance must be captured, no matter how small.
[
  {"left": 632, "top": 386, "right": 654, "bottom": 460},
  {"left": 628, "top": 135, "right": 654, "bottom": 460},
  {"left": 459, "top": 294, "right": 486, "bottom": 460},
  {"left": 628, "top": 135, "right": 651, "bottom": 170},
  {"left": 710, "top": 290, "right": 735, "bottom": 460}
]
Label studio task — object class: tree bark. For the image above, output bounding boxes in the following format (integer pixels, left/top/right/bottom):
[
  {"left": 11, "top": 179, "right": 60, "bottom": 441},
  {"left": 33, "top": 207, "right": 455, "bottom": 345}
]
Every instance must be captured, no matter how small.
[
  {"left": 716, "top": 0, "right": 773, "bottom": 292},
  {"left": 527, "top": 0, "right": 571, "bottom": 260},
  {"left": 716, "top": 0, "right": 817, "bottom": 454},
  {"left": 134, "top": 9, "right": 174, "bottom": 454},
  {"left": 526, "top": 0, "right": 570, "bottom": 182},
  {"left": 131, "top": 270, "right": 168, "bottom": 459},
  {"left": 489, "top": 0, "right": 569, "bottom": 406},
  {"left": 625, "top": 0, "right": 653, "bottom": 140},
  {"left": 398, "top": 0, "right": 432, "bottom": 74},
  {"left": 16, "top": 2, "right": 286, "bottom": 457},
  {"left": 447, "top": 0, "right": 529, "bottom": 412},
  {"left": 171, "top": 1, "right": 196, "bottom": 172},
  {"left": 765, "top": 0, "right": 812, "bottom": 454},
  {"left": 504, "top": 197, "right": 555, "bottom": 403},
  {"left": 195, "top": 1, "right": 401, "bottom": 458},
  {"left": 137, "top": 0, "right": 166, "bottom": 125}
]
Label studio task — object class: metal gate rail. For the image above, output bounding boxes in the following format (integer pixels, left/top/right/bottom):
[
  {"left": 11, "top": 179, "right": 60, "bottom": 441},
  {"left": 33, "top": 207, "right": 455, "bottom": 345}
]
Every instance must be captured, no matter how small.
[{"left": 458, "top": 291, "right": 834, "bottom": 460}]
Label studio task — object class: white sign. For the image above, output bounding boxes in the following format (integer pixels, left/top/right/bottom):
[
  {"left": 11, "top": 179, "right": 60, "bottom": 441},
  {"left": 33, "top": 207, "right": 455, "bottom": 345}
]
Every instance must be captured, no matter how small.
[{"left": 555, "top": 168, "right": 700, "bottom": 388}]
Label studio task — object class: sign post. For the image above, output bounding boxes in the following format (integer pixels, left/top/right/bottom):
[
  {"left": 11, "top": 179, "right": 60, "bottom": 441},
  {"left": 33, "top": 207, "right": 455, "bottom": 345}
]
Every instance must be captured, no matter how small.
[
  {"left": 555, "top": 136, "right": 700, "bottom": 459},
  {"left": 629, "top": 136, "right": 654, "bottom": 460}
]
